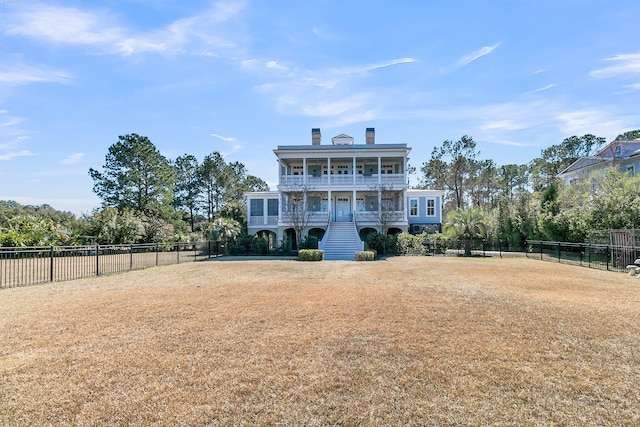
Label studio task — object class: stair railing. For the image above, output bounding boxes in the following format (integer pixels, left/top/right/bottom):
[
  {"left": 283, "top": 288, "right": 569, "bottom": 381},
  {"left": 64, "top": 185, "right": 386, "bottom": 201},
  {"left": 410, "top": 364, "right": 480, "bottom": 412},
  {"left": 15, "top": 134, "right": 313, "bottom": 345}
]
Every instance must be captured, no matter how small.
[{"left": 319, "top": 210, "right": 331, "bottom": 250}]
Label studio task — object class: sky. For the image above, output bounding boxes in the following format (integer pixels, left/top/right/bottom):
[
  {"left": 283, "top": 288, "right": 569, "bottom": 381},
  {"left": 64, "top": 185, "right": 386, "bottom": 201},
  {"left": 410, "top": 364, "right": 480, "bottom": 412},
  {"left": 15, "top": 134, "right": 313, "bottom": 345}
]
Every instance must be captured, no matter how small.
[{"left": 1, "top": 0, "right": 640, "bottom": 215}]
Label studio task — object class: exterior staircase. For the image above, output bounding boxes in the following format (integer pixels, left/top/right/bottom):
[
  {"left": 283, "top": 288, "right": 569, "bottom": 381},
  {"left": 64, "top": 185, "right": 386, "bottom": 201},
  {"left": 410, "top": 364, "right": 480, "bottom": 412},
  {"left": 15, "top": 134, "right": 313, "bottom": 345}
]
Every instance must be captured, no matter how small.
[{"left": 320, "top": 222, "right": 364, "bottom": 260}]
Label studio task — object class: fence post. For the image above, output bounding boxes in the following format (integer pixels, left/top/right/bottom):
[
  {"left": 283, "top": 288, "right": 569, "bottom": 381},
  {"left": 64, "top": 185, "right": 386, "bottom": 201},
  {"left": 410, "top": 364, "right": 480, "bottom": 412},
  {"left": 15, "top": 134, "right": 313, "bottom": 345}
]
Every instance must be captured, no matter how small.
[
  {"left": 606, "top": 245, "right": 610, "bottom": 271},
  {"left": 579, "top": 244, "right": 583, "bottom": 266},
  {"left": 96, "top": 244, "right": 100, "bottom": 277},
  {"left": 156, "top": 243, "right": 159, "bottom": 266},
  {"left": 50, "top": 246, "right": 54, "bottom": 282},
  {"left": 540, "top": 241, "right": 543, "bottom": 260},
  {"left": 130, "top": 245, "right": 133, "bottom": 270},
  {"left": 557, "top": 242, "right": 561, "bottom": 262},
  {"left": 177, "top": 242, "right": 180, "bottom": 264},
  {"left": 208, "top": 241, "right": 211, "bottom": 259}
]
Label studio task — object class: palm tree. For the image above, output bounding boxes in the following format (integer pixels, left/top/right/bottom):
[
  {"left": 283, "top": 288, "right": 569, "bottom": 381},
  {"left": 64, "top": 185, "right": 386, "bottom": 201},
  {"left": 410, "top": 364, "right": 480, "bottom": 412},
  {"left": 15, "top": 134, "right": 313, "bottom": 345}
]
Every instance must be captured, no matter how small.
[
  {"left": 444, "top": 206, "right": 487, "bottom": 256},
  {"left": 207, "top": 218, "right": 241, "bottom": 254}
]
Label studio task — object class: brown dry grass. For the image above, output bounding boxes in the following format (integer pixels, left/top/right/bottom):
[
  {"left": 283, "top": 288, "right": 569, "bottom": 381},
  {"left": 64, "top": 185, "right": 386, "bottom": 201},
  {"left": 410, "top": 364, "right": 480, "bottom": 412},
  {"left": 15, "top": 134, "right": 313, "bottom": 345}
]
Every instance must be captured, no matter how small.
[{"left": 1, "top": 257, "right": 639, "bottom": 426}]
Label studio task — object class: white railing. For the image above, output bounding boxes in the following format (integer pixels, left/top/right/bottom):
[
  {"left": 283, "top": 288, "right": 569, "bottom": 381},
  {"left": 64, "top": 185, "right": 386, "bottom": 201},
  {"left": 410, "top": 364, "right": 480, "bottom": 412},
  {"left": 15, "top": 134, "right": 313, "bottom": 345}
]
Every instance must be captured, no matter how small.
[{"left": 280, "top": 173, "right": 406, "bottom": 187}]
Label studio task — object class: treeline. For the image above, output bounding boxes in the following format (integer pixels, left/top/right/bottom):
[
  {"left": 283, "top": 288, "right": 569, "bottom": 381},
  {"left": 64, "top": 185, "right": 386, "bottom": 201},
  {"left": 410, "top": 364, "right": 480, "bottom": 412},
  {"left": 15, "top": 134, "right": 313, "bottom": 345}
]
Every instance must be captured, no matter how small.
[
  {"left": 421, "top": 130, "right": 640, "bottom": 249},
  {"left": 3, "top": 130, "right": 640, "bottom": 248},
  {"left": 0, "top": 133, "right": 267, "bottom": 246}
]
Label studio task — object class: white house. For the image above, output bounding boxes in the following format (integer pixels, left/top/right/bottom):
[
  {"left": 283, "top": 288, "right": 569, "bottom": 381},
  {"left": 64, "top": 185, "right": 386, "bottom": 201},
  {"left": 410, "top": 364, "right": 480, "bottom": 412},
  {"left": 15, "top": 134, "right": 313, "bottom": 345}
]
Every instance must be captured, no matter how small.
[{"left": 245, "top": 128, "right": 444, "bottom": 259}]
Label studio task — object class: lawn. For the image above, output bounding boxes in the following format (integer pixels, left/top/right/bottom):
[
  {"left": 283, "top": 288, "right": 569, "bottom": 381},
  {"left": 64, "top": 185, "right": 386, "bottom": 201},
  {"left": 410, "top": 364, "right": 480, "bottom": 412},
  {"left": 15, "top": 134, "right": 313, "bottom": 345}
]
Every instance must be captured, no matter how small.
[{"left": 1, "top": 257, "right": 639, "bottom": 426}]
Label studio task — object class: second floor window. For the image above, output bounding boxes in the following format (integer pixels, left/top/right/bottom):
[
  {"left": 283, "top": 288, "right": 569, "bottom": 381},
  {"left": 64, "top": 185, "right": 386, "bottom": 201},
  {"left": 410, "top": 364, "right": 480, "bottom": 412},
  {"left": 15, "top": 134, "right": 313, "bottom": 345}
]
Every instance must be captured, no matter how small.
[{"left": 267, "top": 199, "right": 278, "bottom": 216}]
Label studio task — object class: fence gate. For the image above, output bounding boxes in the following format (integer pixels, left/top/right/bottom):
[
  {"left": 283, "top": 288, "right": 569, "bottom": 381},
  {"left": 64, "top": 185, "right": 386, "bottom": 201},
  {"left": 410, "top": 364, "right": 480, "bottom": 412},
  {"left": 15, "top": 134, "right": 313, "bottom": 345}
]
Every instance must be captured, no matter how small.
[{"left": 610, "top": 231, "right": 636, "bottom": 268}]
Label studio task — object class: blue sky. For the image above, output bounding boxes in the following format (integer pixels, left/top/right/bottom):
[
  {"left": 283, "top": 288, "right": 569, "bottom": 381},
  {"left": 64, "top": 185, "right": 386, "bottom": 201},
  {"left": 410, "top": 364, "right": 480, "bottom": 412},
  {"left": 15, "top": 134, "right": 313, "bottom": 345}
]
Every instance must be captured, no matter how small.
[{"left": 1, "top": 0, "right": 640, "bottom": 215}]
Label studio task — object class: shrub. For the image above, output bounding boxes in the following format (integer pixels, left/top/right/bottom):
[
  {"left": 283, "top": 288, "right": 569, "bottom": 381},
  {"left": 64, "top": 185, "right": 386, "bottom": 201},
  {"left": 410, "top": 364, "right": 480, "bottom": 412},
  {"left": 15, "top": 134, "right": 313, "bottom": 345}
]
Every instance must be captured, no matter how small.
[
  {"left": 355, "top": 251, "right": 375, "bottom": 261},
  {"left": 366, "top": 248, "right": 377, "bottom": 259},
  {"left": 298, "top": 249, "right": 324, "bottom": 261}
]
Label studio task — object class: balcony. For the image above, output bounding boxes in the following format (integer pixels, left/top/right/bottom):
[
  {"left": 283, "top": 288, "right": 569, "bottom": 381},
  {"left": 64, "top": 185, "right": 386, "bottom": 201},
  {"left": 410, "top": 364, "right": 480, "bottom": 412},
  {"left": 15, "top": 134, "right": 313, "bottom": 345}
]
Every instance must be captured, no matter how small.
[{"left": 279, "top": 173, "right": 406, "bottom": 187}]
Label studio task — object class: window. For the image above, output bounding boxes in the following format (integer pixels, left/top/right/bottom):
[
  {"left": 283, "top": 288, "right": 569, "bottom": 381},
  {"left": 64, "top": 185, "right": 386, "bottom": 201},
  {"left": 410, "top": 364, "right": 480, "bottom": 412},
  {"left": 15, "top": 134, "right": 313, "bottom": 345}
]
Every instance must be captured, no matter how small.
[
  {"left": 627, "top": 165, "right": 635, "bottom": 176},
  {"left": 250, "top": 199, "right": 264, "bottom": 217},
  {"left": 308, "top": 195, "right": 321, "bottom": 212},
  {"left": 409, "top": 198, "right": 418, "bottom": 216},
  {"left": 365, "top": 195, "right": 378, "bottom": 211},
  {"left": 426, "top": 199, "right": 435, "bottom": 216},
  {"left": 267, "top": 199, "right": 278, "bottom": 216}
]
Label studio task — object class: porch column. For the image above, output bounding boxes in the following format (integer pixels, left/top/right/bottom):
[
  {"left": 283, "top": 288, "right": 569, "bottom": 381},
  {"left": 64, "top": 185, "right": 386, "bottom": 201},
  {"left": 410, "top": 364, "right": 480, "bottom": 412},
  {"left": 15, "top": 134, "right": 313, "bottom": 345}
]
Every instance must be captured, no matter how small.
[
  {"left": 303, "top": 157, "right": 307, "bottom": 185},
  {"left": 264, "top": 197, "right": 268, "bottom": 225},
  {"left": 378, "top": 156, "right": 382, "bottom": 184},
  {"left": 327, "top": 190, "right": 332, "bottom": 221},
  {"left": 327, "top": 157, "right": 331, "bottom": 185},
  {"left": 352, "top": 156, "right": 356, "bottom": 184},
  {"left": 352, "top": 190, "right": 357, "bottom": 221}
]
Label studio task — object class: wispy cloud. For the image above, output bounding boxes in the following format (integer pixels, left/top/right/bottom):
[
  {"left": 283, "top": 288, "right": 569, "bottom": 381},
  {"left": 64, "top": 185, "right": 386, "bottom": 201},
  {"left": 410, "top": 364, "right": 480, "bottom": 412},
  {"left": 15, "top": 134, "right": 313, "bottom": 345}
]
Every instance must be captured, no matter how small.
[
  {"left": 590, "top": 52, "right": 640, "bottom": 78},
  {"left": 0, "top": 62, "right": 72, "bottom": 86},
  {"left": 556, "top": 109, "right": 627, "bottom": 137},
  {"left": 248, "top": 56, "right": 415, "bottom": 126},
  {"left": 210, "top": 133, "right": 236, "bottom": 142},
  {"left": 2, "top": 0, "right": 246, "bottom": 56},
  {"left": 0, "top": 149, "right": 33, "bottom": 161},
  {"left": 453, "top": 43, "right": 500, "bottom": 70},
  {"left": 529, "top": 83, "right": 556, "bottom": 94},
  {"left": 60, "top": 152, "right": 84, "bottom": 165},
  {"left": 211, "top": 133, "right": 241, "bottom": 157},
  {"left": 331, "top": 58, "right": 416, "bottom": 75}
]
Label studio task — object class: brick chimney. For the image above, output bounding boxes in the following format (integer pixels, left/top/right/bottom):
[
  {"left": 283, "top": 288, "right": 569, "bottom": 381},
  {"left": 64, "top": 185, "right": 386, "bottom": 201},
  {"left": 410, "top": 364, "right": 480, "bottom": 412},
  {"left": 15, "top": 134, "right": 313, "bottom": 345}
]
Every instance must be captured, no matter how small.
[
  {"left": 366, "top": 127, "right": 375, "bottom": 145},
  {"left": 312, "top": 128, "right": 321, "bottom": 145}
]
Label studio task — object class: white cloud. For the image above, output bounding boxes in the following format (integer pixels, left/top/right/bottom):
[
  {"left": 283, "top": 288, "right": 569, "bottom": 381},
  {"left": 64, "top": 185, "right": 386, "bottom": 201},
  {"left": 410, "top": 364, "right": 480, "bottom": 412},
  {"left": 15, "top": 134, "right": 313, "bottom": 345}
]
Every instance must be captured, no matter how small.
[
  {"left": 210, "top": 133, "right": 236, "bottom": 142},
  {"left": 3, "top": 0, "right": 246, "bottom": 56},
  {"left": 0, "top": 63, "right": 72, "bottom": 86},
  {"left": 454, "top": 43, "right": 500, "bottom": 69},
  {"left": 60, "top": 152, "right": 84, "bottom": 165},
  {"left": 557, "top": 109, "right": 627, "bottom": 138},
  {"left": 529, "top": 83, "right": 556, "bottom": 94},
  {"left": 1, "top": 117, "right": 21, "bottom": 127},
  {"left": 590, "top": 52, "right": 640, "bottom": 78},
  {"left": 331, "top": 58, "right": 416, "bottom": 75},
  {"left": 0, "top": 149, "right": 33, "bottom": 160}
]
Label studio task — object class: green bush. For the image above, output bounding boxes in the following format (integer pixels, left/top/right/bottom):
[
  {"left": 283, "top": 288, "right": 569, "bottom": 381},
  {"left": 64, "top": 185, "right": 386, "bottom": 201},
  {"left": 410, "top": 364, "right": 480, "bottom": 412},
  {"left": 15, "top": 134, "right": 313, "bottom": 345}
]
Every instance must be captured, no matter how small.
[
  {"left": 366, "top": 248, "right": 377, "bottom": 259},
  {"left": 355, "top": 251, "right": 375, "bottom": 261},
  {"left": 298, "top": 249, "right": 324, "bottom": 261}
]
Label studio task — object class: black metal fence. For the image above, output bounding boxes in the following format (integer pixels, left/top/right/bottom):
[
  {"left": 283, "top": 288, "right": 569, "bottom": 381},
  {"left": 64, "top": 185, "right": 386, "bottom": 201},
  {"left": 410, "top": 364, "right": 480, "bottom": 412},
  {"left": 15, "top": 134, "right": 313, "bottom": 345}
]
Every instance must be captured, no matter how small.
[
  {"left": 525, "top": 240, "right": 638, "bottom": 273},
  {"left": 0, "top": 241, "right": 219, "bottom": 288}
]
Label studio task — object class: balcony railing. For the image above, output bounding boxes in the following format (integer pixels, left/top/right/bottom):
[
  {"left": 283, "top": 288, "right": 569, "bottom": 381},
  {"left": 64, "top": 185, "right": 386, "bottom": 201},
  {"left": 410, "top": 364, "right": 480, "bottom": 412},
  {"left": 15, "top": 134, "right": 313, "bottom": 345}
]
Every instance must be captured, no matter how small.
[{"left": 280, "top": 174, "right": 406, "bottom": 187}]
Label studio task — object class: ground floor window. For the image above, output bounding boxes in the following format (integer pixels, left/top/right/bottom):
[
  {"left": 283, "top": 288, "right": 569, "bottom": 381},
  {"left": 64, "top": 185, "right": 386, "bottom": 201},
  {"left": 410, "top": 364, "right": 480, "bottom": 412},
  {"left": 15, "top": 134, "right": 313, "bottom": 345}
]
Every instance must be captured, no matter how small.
[
  {"left": 426, "top": 198, "right": 435, "bottom": 216},
  {"left": 409, "top": 198, "right": 418, "bottom": 216}
]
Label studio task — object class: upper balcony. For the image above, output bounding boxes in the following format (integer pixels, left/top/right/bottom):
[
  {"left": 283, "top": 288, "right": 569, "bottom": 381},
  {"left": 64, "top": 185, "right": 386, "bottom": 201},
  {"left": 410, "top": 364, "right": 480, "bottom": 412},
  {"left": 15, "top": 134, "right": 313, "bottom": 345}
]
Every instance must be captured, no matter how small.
[
  {"left": 279, "top": 173, "right": 406, "bottom": 187},
  {"left": 278, "top": 155, "right": 408, "bottom": 189}
]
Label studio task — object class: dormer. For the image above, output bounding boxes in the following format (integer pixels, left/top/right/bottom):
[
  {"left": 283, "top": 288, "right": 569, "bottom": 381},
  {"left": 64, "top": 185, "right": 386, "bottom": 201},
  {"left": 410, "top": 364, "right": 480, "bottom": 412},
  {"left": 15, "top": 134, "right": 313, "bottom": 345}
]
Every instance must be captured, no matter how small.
[{"left": 331, "top": 134, "right": 354, "bottom": 145}]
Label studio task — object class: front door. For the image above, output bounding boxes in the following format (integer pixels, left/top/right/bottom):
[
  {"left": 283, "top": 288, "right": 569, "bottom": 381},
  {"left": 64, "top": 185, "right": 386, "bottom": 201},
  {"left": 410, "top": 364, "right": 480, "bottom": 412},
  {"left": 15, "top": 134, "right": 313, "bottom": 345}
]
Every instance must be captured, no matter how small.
[{"left": 335, "top": 197, "right": 351, "bottom": 222}]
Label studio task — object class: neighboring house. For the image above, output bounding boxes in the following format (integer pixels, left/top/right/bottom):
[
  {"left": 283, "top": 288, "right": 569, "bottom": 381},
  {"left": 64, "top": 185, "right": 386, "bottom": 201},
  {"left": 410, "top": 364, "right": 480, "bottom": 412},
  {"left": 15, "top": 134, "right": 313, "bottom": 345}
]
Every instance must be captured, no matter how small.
[
  {"left": 245, "top": 128, "right": 444, "bottom": 259},
  {"left": 558, "top": 138, "right": 640, "bottom": 185}
]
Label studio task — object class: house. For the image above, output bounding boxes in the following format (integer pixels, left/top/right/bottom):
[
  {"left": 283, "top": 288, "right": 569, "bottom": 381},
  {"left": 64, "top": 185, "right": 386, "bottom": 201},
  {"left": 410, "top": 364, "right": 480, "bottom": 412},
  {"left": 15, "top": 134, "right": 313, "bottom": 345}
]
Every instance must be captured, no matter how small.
[
  {"left": 558, "top": 138, "right": 640, "bottom": 185},
  {"left": 245, "top": 128, "right": 444, "bottom": 259}
]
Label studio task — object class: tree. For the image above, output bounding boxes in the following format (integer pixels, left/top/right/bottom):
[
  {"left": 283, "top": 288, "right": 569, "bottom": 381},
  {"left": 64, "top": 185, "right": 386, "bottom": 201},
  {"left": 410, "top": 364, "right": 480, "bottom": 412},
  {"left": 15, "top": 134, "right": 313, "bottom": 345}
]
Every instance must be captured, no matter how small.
[
  {"left": 588, "top": 169, "right": 640, "bottom": 231},
  {"left": 615, "top": 129, "right": 640, "bottom": 141},
  {"left": 368, "top": 184, "right": 404, "bottom": 236},
  {"left": 0, "top": 215, "right": 71, "bottom": 247},
  {"left": 207, "top": 217, "right": 241, "bottom": 254},
  {"left": 529, "top": 134, "right": 605, "bottom": 191},
  {"left": 444, "top": 206, "right": 488, "bottom": 256},
  {"left": 81, "top": 206, "right": 145, "bottom": 244},
  {"left": 281, "top": 184, "right": 313, "bottom": 249},
  {"left": 200, "top": 152, "right": 230, "bottom": 221},
  {"left": 173, "top": 154, "right": 203, "bottom": 231},
  {"left": 89, "top": 134, "right": 175, "bottom": 217},
  {"left": 420, "top": 135, "right": 480, "bottom": 215}
]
